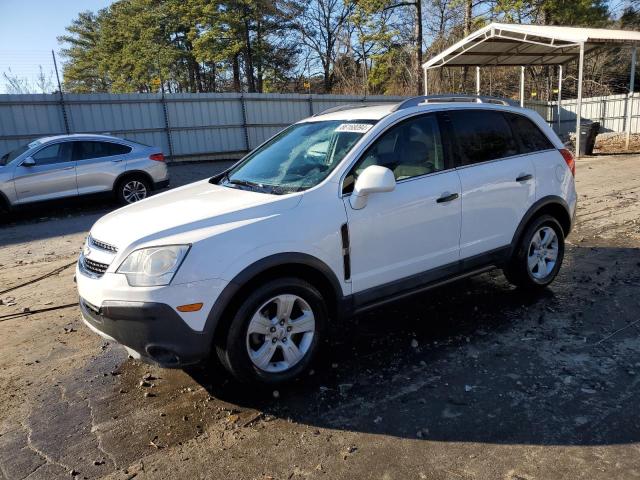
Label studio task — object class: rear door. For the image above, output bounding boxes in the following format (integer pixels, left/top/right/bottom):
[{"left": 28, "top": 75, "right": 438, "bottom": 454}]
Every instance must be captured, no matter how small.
[
  {"left": 13, "top": 142, "right": 77, "bottom": 203},
  {"left": 449, "top": 109, "right": 536, "bottom": 260},
  {"left": 74, "top": 141, "right": 130, "bottom": 194}
]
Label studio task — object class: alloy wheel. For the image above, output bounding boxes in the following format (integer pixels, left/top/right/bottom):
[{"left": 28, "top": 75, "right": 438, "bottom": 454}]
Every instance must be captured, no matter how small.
[
  {"left": 245, "top": 294, "right": 316, "bottom": 373},
  {"left": 527, "top": 226, "right": 559, "bottom": 280},
  {"left": 122, "top": 180, "right": 148, "bottom": 203}
]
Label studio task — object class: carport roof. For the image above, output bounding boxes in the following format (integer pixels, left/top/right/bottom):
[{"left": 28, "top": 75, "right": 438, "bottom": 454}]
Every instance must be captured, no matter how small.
[{"left": 423, "top": 23, "right": 640, "bottom": 69}]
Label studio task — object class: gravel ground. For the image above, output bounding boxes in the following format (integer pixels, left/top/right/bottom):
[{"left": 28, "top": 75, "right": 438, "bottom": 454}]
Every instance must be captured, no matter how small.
[{"left": 1, "top": 155, "right": 639, "bottom": 480}]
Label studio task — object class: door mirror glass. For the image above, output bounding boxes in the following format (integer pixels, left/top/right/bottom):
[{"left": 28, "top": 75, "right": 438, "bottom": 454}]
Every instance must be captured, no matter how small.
[
  {"left": 350, "top": 165, "right": 395, "bottom": 210},
  {"left": 21, "top": 157, "right": 36, "bottom": 167}
]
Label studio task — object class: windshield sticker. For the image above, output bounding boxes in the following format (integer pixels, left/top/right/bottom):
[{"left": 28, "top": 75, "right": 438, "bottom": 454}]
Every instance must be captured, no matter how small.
[{"left": 335, "top": 123, "right": 372, "bottom": 133}]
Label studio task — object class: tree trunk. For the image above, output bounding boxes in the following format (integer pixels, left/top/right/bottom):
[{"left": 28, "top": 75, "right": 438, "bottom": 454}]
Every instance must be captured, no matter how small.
[
  {"left": 232, "top": 54, "right": 241, "bottom": 92},
  {"left": 461, "top": 0, "right": 473, "bottom": 90},
  {"left": 243, "top": 15, "right": 256, "bottom": 93},
  {"left": 414, "top": 0, "right": 423, "bottom": 95}
]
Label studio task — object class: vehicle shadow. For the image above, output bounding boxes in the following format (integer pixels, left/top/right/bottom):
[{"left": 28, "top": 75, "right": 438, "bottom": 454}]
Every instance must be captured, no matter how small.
[{"left": 187, "top": 245, "right": 640, "bottom": 446}]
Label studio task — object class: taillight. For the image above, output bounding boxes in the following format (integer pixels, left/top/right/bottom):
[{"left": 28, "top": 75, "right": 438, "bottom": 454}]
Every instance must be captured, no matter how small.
[
  {"left": 559, "top": 148, "right": 575, "bottom": 176},
  {"left": 149, "top": 153, "right": 165, "bottom": 162}
]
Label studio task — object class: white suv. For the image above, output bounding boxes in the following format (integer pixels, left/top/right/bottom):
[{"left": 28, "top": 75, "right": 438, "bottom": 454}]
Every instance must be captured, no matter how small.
[{"left": 76, "top": 96, "right": 577, "bottom": 384}]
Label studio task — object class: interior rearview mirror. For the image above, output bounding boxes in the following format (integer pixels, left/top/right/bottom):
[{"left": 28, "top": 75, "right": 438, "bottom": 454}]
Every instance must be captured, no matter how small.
[
  {"left": 21, "top": 157, "right": 36, "bottom": 167},
  {"left": 350, "top": 165, "right": 396, "bottom": 210}
]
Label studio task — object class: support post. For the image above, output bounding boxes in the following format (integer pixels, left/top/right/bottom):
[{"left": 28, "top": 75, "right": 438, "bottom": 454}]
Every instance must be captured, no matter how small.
[
  {"left": 51, "top": 50, "right": 70, "bottom": 134},
  {"left": 476, "top": 66, "right": 480, "bottom": 95},
  {"left": 160, "top": 92, "right": 174, "bottom": 161},
  {"left": 520, "top": 66, "right": 525, "bottom": 108},
  {"left": 239, "top": 93, "right": 250, "bottom": 152},
  {"left": 557, "top": 65, "right": 563, "bottom": 134},
  {"left": 423, "top": 66, "right": 428, "bottom": 96},
  {"left": 575, "top": 43, "right": 585, "bottom": 158},
  {"left": 625, "top": 47, "right": 637, "bottom": 151}
]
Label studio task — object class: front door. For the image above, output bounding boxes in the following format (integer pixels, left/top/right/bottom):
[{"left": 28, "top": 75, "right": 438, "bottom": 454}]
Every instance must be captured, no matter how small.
[
  {"left": 13, "top": 142, "right": 77, "bottom": 204},
  {"left": 343, "top": 113, "right": 462, "bottom": 297}
]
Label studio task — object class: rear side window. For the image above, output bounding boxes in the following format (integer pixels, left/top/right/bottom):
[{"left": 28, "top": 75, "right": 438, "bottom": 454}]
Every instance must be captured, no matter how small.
[
  {"left": 504, "top": 113, "right": 555, "bottom": 153},
  {"left": 449, "top": 110, "right": 518, "bottom": 165},
  {"left": 74, "top": 141, "right": 131, "bottom": 160}
]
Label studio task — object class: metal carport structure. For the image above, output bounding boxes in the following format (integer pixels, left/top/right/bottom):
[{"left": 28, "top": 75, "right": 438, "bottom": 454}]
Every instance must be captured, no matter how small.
[{"left": 422, "top": 23, "right": 640, "bottom": 157}]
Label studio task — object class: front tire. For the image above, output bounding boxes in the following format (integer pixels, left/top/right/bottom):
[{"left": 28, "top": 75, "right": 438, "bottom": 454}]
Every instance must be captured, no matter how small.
[
  {"left": 504, "top": 215, "right": 565, "bottom": 289},
  {"left": 216, "top": 277, "right": 327, "bottom": 385}
]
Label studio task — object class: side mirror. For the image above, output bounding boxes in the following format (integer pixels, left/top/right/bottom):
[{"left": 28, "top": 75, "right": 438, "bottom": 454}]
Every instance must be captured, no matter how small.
[
  {"left": 350, "top": 165, "right": 396, "bottom": 210},
  {"left": 21, "top": 157, "right": 36, "bottom": 167}
]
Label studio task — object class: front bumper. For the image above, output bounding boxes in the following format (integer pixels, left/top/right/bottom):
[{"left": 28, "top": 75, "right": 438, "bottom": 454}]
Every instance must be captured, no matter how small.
[
  {"left": 79, "top": 297, "right": 211, "bottom": 367},
  {"left": 76, "top": 262, "right": 229, "bottom": 367}
]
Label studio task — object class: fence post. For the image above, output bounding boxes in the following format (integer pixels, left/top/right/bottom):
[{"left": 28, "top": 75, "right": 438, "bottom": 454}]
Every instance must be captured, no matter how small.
[
  {"left": 160, "top": 92, "right": 174, "bottom": 161},
  {"left": 308, "top": 95, "right": 314, "bottom": 116},
  {"left": 626, "top": 47, "right": 637, "bottom": 151},
  {"left": 239, "top": 93, "right": 250, "bottom": 152},
  {"left": 52, "top": 50, "right": 70, "bottom": 134}
]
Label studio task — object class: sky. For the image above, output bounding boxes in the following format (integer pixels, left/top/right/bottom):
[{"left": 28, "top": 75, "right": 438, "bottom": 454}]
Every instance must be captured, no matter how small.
[{"left": 0, "top": 0, "right": 114, "bottom": 93}]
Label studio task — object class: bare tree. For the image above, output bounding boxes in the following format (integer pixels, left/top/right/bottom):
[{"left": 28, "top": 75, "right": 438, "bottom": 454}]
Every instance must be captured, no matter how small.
[{"left": 291, "top": 0, "right": 354, "bottom": 92}]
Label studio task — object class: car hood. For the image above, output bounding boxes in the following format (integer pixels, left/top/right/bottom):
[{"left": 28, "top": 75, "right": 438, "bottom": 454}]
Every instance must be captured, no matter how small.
[{"left": 90, "top": 179, "right": 302, "bottom": 249}]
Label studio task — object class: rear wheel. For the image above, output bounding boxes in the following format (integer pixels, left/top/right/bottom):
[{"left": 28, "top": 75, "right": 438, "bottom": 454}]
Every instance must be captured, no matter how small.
[
  {"left": 504, "top": 215, "right": 565, "bottom": 289},
  {"left": 116, "top": 176, "right": 150, "bottom": 205},
  {"left": 216, "top": 277, "right": 327, "bottom": 384}
]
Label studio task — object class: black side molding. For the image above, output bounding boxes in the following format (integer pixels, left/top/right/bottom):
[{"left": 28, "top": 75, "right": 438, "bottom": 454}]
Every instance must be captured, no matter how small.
[{"left": 340, "top": 223, "right": 351, "bottom": 281}]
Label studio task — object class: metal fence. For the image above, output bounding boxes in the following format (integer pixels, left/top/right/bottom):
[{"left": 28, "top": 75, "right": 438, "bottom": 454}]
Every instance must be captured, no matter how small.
[
  {"left": 525, "top": 93, "right": 640, "bottom": 137},
  {"left": 0, "top": 92, "right": 637, "bottom": 161},
  {"left": 0, "top": 93, "right": 405, "bottom": 161}
]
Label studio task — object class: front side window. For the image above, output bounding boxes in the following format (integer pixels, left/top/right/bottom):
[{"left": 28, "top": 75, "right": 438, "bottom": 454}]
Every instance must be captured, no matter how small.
[
  {"left": 32, "top": 142, "right": 72, "bottom": 166},
  {"left": 449, "top": 110, "right": 518, "bottom": 165},
  {"left": 220, "top": 120, "right": 375, "bottom": 194},
  {"left": 343, "top": 114, "right": 444, "bottom": 193}
]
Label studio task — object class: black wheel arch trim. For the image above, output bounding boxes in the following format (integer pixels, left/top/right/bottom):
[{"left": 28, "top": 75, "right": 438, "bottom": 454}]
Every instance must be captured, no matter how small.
[
  {"left": 510, "top": 195, "right": 572, "bottom": 257},
  {"left": 202, "top": 252, "right": 344, "bottom": 339},
  {"left": 114, "top": 170, "right": 155, "bottom": 192}
]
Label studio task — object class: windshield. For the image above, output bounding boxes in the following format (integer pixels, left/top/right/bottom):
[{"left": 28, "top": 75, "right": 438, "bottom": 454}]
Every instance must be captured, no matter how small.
[
  {"left": 0, "top": 140, "right": 41, "bottom": 166},
  {"left": 220, "top": 120, "right": 376, "bottom": 194}
]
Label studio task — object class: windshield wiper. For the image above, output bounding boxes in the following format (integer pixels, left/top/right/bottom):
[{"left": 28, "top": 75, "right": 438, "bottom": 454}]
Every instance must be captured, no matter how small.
[{"left": 227, "top": 178, "right": 264, "bottom": 189}]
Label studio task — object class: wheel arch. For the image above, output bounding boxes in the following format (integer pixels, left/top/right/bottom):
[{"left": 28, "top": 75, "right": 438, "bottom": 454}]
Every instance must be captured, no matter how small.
[
  {"left": 510, "top": 196, "right": 572, "bottom": 257},
  {"left": 114, "top": 170, "right": 155, "bottom": 192},
  {"left": 204, "top": 253, "right": 344, "bottom": 343}
]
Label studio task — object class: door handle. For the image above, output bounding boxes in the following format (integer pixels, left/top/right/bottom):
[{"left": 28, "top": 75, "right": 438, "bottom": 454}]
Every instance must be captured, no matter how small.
[
  {"left": 516, "top": 174, "right": 533, "bottom": 182},
  {"left": 62, "top": 166, "right": 74, "bottom": 170},
  {"left": 436, "top": 192, "right": 459, "bottom": 203},
  {"left": 111, "top": 158, "right": 122, "bottom": 163}
]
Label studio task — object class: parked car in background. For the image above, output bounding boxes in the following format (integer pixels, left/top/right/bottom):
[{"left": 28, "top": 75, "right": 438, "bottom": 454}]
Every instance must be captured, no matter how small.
[
  {"left": 76, "top": 96, "right": 577, "bottom": 385},
  {"left": 0, "top": 134, "right": 169, "bottom": 214}
]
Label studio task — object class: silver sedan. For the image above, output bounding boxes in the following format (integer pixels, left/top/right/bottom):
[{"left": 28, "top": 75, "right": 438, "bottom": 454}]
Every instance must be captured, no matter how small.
[{"left": 0, "top": 134, "right": 169, "bottom": 213}]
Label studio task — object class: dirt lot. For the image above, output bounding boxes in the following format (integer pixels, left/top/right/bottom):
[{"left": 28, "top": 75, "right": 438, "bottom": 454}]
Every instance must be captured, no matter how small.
[{"left": 1, "top": 155, "right": 639, "bottom": 480}]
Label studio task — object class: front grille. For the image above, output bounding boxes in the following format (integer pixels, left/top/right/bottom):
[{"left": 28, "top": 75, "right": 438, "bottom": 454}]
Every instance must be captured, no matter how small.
[
  {"left": 81, "top": 256, "right": 109, "bottom": 278},
  {"left": 89, "top": 236, "right": 118, "bottom": 253}
]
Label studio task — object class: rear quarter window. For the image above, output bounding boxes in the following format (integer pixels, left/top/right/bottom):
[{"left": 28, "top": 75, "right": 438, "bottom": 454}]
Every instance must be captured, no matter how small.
[{"left": 504, "top": 113, "right": 555, "bottom": 153}]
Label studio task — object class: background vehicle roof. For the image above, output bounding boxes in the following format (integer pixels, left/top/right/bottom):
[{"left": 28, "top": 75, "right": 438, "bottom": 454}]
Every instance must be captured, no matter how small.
[{"left": 34, "top": 133, "right": 132, "bottom": 144}]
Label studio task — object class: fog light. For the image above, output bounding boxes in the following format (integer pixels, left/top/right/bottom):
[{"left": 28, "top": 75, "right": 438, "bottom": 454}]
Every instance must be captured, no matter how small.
[{"left": 176, "top": 303, "right": 203, "bottom": 312}]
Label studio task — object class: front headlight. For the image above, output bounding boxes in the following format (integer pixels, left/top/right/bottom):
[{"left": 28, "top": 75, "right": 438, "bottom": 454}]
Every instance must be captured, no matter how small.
[{"left": 117, "top": 245, "right": 190, "bottom": 286}]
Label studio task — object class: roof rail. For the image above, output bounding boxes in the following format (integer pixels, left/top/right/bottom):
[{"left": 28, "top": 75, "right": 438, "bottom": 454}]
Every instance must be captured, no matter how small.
[
  {"left": 313, "top": 103, "right": 385, "bottom": 117},
  {"left": 392, "top": 94, "right": 516, "bottom": 111}
]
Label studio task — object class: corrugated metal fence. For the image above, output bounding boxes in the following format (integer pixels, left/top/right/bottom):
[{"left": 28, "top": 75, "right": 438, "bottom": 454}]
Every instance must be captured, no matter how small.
[
  {"left": 0, "top": 92, "right": 637, "bottom": 160},
  {"left": 0, "top": 93, "right": 405, "bottom": 161},
  {"left": 526, "top": 93, "right": 640, "bottom": 136}
]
